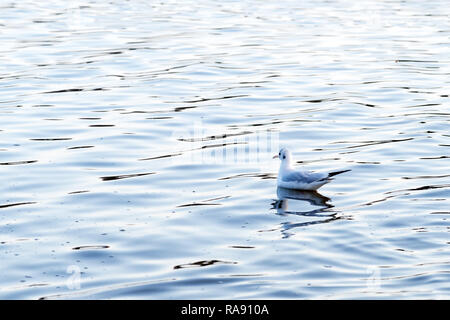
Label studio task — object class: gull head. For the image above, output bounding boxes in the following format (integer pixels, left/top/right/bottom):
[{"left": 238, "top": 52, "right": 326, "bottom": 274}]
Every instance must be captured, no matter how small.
[{"left": 273, "top": 148, "right": 293, "bottom": 166}]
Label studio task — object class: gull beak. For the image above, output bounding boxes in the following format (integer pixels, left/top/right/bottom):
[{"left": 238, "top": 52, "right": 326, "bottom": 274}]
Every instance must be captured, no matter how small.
[{"left": 273, "top": 154, "right": 279, "bottom": 159}]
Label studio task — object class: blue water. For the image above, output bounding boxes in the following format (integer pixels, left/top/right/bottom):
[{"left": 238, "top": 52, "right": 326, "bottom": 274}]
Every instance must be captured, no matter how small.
[{"left": 1, "top": 0, "right": 449, "bottom": 299}]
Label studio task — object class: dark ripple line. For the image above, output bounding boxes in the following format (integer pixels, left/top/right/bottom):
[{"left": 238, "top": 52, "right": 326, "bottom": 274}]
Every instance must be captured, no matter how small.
[
  {"left": 178, "top": 130, "right": 253, "bottom": 142},
  {"left": 42, "top": 88, "right": 105, "bottom": 94},
  {"left": 100, "top": 172, "right": 155, "bottom": 181},
  {"left": 120, "top": 105, "right": 204, "bottom": 115},
  {"left": 203, "top": 195, "right": 231, "bottom": 202},
  {"left": 68, "top": 190, "right": 89, "bottom": 195},
  {"left": 27, "top": 283, "right": 49, "bottom": 288},
  {"left": 146, "top": 116, "right": 173, "bottom": 120},
  {"left": 139, "top": 153, "right": 182, "bottom": 161},
  {"left": 72, "top": 245, "right": 110, "bottom": 250},
  {"left": 32, "top": 104, "right": 53, "bottom": 108},
  {"left": 67, "top": 146, "right": 94, "bottom": 150},
  {"left": 302, "top": 98, "right": 345, "bottom": 104},
  {"left": 120, "top": 110, "right": 155, "bottom": 114},
  {"left": 403, "top": 103, "right": 441, "bottom": 108},
  {"left": 139, "top": 142, "right": 246, "bottom": 162},
  {"left": 30, "top": 138, "right": 72, "bottom": 141},
  {"left": 174, "top": 260, "right": 237, "bottom": 270},
  {"left": 354, "top": 102, "right": 377, "bottom": 108},
  {"left": 200, "top": 141, "right": 246, "bottom": 150},
  {"left": 0, "top": 160, "right": 37, "bottom": 165},
  {"left": 177, "top": 202, "right": 221, "bottom": 208},
  {"left": 402, "top": 112, "right": 450, "bottom": 117},
  {"left": 177, "top": 195, "right": 228, "bottom": 207},
  {"left": 229, "top": 245, "right": 255, "bottom": 249},
  {"left": 228, "top": 119, "right": 320, "bottom": 130},
  {"left": 174, "top": 106, "right": 197, "bottom": 112},
  {"left": 377, "top": 271, "right": 450, "bottom": 281},
  {"left": 0, "top": 202, "right": 36, "bottom": 209},
  {"left": 420, "top": 156, "right": 450, "bottom": 160},
  {"left": 322, "top": 138, "right": 414, "bottom": 151},
  {"left": 43, "top": 88, "right": 83, "bottom": 94},
  {"left": 386, "top": 184, "right": 450, "bottom": 195},
  {"left": 218, "top": 172, "right": 275, "bottom": 180},
  {"left": 360, "top": 195, "right": 396, "bottom": 207},
  {"left": 182, "top": 94, "right": 248, "bottom": 104},
  {"left": 107, "top": 62, "right": 200, "bottom": 78},
  {"left": 396, "top": 59, "right": 440, "bottom": 63},
  {"left": 402, "top": 174, "right": 450, "bottom": 180}
]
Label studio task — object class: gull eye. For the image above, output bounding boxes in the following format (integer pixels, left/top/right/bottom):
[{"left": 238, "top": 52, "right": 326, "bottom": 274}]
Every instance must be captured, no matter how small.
[{"left": 283, "top": 155, "right": 286, "bottom": 159}]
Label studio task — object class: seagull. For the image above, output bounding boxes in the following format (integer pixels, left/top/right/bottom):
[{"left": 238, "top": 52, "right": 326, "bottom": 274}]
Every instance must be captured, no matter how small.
[{"left": 274, "top": 148, "right": 350, "bottom": 191}]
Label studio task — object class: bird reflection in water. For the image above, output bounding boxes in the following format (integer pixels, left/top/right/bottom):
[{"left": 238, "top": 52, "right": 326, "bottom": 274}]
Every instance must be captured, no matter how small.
[{"left": 271, "top": 187, "right": 341, "bottom": 238}]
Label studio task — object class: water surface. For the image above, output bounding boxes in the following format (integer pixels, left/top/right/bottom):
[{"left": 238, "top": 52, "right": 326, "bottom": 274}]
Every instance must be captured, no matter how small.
[{"left": 0, "top": 0, "right": 449, "bottom": 299}]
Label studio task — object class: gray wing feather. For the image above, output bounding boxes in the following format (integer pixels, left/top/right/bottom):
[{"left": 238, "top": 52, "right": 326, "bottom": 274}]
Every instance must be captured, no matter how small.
[{"left": 282, "top": 170, "right": 328, "bottom": 184}]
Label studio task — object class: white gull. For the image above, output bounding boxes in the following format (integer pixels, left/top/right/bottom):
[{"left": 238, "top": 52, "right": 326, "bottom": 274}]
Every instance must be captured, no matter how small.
[{"left": 274, "top": 148, "right": 350, "bottom": 191}]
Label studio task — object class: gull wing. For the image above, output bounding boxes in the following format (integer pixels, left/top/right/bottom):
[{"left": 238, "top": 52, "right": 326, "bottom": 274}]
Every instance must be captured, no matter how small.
[{"left": 281, "top": 170, "right": 328, "bottom": 184}]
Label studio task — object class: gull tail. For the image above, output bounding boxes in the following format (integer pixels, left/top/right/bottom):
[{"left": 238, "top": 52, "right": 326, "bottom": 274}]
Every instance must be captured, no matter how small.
[
  {"left": 328, "top": 169, "right": 351, "bottom": 178},
  {"left": 316, "top": 169, "right": 351, "bottom": 183}
]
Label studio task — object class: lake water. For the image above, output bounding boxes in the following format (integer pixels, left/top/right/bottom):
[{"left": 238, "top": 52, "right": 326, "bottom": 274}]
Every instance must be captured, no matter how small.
[{"left": 1, "top": 0, "right": 449, "bottom": 299}]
